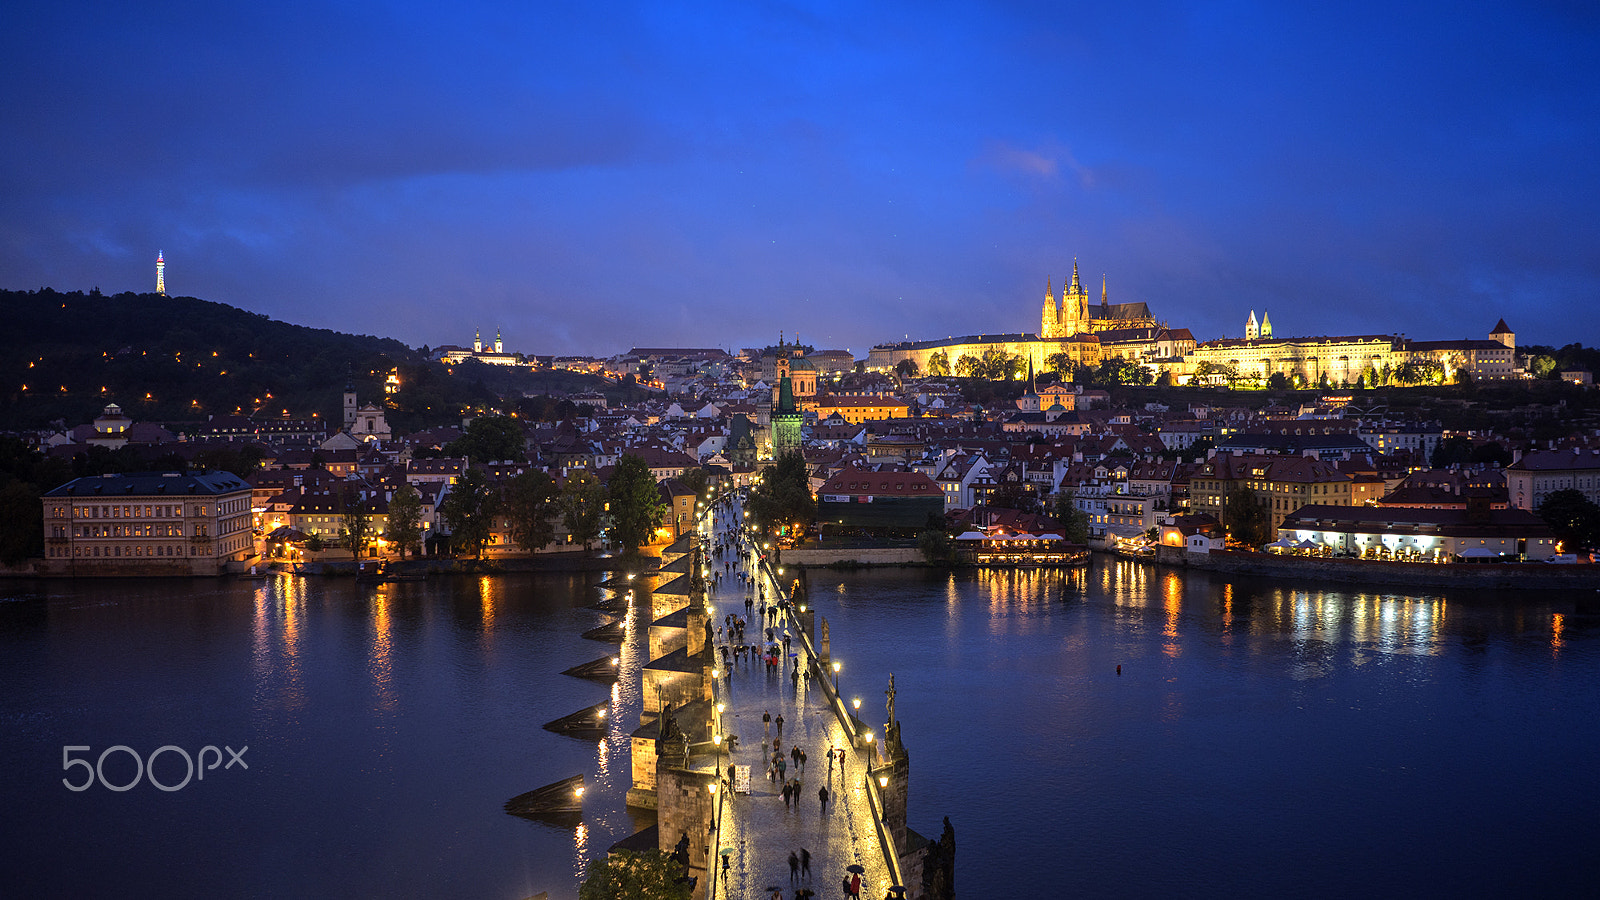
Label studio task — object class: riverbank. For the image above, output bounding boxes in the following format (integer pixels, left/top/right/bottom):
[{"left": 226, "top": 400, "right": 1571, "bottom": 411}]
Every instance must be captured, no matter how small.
[{"left": 1148, "top": 546, "right": 1600, "bottom": 591}]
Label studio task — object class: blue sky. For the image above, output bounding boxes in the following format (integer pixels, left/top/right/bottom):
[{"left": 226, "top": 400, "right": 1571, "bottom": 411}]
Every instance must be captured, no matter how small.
[{"left": 4, "top": 1, "right": 1597, "bottom": 357}]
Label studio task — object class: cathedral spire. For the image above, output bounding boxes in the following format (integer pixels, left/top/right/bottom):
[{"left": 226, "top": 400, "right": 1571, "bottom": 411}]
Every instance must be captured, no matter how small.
[
  {"left": 1101, "top": 275, "right": 1108, "bottom": 306},
  {"left": 1070, "top": 259, "right": 1080, "bottom": 292}
]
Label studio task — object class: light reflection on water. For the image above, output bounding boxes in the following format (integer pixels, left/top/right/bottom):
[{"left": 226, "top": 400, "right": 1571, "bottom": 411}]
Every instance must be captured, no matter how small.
[
  {"left": 809, "top": 561, "right": 1600, "bottom": 898},
  {"left": 2, "top": 562, "right": 1597, "bottom": 898}
]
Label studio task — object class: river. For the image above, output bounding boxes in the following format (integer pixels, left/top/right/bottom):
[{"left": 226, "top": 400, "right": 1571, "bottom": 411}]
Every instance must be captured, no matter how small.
[{"left": 2, "top": 560, "right": 1596, "bottom": 897}]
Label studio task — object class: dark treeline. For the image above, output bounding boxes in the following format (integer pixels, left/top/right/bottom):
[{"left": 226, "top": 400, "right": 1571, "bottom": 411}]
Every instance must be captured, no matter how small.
[{"left": 0, "top": 288, "right": 512, "bottom": 431}]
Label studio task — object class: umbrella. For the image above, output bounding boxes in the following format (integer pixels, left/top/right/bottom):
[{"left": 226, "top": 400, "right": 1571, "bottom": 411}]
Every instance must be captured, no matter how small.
[
  {"left": 845, "top": 863, "right": 865, "bottom": 874},
  {"left": 720, "top": 847, "right": 735, "bottom": 856}
]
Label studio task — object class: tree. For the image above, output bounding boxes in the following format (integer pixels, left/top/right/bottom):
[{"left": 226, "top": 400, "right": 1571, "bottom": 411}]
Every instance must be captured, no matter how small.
[
  {"left": 578, "top": 849, "right": 691, "bottom": 900},
  {"left": 440, "top": 466, "right": 498, "bottom": 558},
  {"left": 338, "top": 488, "right": 372, "bottom": 560},
  {"left": 894, "top": 358, "right": 920, "bottom": 381},
  {"left": 0, "top": 481, "right": 42, "bottom": 565},
  {"left": 444, "top": 415, "right": 526, "bottom": 463},
  {"left": 677, "top": 466, "right": 709, "bottom": 499},
  {"left": 1267, "top": 372, "right": 1291, "bottom": 391},
  {"left": 1045, "top": 352, "right": 1075, "bottom": 379},
  {"left": 1052, "top": 492, "right": 1090, "bottom": 544},
  {"left": 608, "top": 454, "right": 666, "bottom": 552},
  {"left": 746, "top": 452, "right": 816, "bottom": 542},
  {"left": 926, "top": 350, "right": 951, "bottom": 377},
  {"left": 989, "top": 481, "right": 1037, "bottom": 512},
  {"left": 386, "top": 484, "right": 423, "bottom": 559},
  {"left": 954, "top": 354, "right": 979, "bottom": 378},
  {"left": 1223, "top": 488, "right": 1272, "bottom": 548},
  {"left": 1538, "top": 489, "right": 1600, "bottom": 552},
  {"left": 918, "top": 525, "right": 954, "bottom": 564},
  {"left": 562, "top": 468, "right": 605, "bottom": 550},
  {"left": 503, "top": 470, "right": 559, "bottom": 552}
]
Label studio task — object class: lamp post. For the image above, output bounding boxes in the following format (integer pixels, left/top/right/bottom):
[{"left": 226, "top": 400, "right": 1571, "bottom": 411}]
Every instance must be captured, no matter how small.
[
  {"left": 865, "top": 731, "right": 876, "bottom": 770},
  {"left": 832, "top": 660, "right": 841, "bottom": 694}
]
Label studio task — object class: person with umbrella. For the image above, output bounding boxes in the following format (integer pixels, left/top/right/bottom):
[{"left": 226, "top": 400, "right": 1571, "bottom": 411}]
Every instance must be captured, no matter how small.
[{"left": 845, "top": 865, "right": 864, "bottom": 899}]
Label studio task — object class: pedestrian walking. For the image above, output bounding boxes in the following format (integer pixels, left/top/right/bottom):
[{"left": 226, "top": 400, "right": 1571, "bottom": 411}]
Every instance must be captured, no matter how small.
[
  {"left": 763, "top": 710, "right": 771, "bottom": 734},
  {"left": 778, "top": 756, "right": 787, "bottom": 780},
  {"left": 818, "top": 784, "right": 829, "bottom": 812},
  {"left": 827, "top": 748, "right": 835, "bottom": 777},
  {"left": 782, "top": 781, "right": 792, "bottom": 808},
  {"left": 850, "top": 872, "right": 861, "bottom": 899},
  {"left": 789, "top": 850, "right": 800, "bottom": 881},
  {"left": 799, "top": 748, "right": 806, "bottom": 772},
  {"left": 775, "top": 713, "right": 784, "bottom": 734},
  {"left": 800, "top": 848, "right": 811, "bottom": 880},
  {"left": 791, "top": 746, "right": 801, "bottom": 770}
]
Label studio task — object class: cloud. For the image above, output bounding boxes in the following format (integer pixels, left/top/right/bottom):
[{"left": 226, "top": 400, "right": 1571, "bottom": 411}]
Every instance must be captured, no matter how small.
[{"left": 973, "top": 139, "right": 1097, "bottom": 191}]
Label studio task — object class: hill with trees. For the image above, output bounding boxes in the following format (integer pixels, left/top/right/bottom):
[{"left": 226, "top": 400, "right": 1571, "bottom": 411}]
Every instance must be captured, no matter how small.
[{"left": 0, "top": 288, "right": 515, "bottom": 431}]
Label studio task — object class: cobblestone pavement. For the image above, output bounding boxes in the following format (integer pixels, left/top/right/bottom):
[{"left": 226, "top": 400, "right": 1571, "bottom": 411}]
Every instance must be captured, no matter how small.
[{"left": 697, "top": 499, "right": 894, "bottom": 900}]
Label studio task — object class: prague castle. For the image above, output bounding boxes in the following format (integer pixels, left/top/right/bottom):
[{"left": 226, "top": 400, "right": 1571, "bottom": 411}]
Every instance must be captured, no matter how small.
[
  {"left": 869, "top": 259, "right": 1167, "bottom": 374},
  {"left": 1041, "top": 261, "right": 1159, "bottom": 337}
]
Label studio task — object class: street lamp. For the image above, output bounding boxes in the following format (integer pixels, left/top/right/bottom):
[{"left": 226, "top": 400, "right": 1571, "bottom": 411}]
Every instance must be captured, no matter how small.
[
  {"left": 832, "top": 660, "right": 841, "bottom": 692},
  {"left": 865, "top": 731, "right": 876, "bottom": 768}
]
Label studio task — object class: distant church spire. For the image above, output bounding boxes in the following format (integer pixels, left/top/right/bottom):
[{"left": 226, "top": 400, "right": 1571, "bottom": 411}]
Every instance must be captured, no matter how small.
[
  {"left": 494, "top": 328, "right": 503, "bottom": 354},
  {"left": 1101, "top": 275, "right": 1108, "bottom": 307},
  {"left": 1246, "top": 310, "right": 1259, "bottom": 341},
  {"left": 1261, "top": 310, "right": 1272, "bottom": 339},
  {"left": 1070, "top": 259, "right": 1080, "bottom": 293},
  {"left": 474, "top": 329, "right": 482, "bottom": 353},
  {"left": 156, "top": 251, "right": 165, "bottom": 296}
]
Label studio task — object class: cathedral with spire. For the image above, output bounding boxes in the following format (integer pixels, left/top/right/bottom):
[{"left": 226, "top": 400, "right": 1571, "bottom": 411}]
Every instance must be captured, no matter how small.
[
  {"left": 868, "top": 257, "right": 1166, "bottom": 374},
  {"left": 1040, "top": 260, "right": 1159, "bottom": 338}
]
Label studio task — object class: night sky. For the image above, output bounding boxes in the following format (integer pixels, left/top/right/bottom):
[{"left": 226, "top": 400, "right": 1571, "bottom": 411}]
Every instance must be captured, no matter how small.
[{"left": 5, "top": 1, "right": 1597, "bottom": 357}]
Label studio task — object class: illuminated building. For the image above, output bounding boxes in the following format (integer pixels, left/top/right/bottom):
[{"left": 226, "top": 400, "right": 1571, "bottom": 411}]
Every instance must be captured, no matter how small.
[
  {"left": 41, "top": 472, "right": 256, "bottom": 575},
  {"left": 432, "top": 329, "right": 526, "bottom": 366}
]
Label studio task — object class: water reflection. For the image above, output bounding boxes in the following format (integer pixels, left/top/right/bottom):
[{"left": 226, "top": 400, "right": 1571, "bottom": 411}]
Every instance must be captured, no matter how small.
[
  {"left": 370, "top": 586, "right": 395, "bottom": 714},
  {"left": 252, "top": 574, "right": 306, "bottom": 714}
]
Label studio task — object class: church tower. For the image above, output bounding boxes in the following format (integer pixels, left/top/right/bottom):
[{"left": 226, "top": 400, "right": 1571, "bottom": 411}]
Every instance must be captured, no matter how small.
[
  {"left": 771, "top": 358, "right": 803, "bottom": 458},
  {"left": 343, "top": 377, "right": 358, "bottom": 429},
  {"left": 156, "top": 251, "right": 165, "bottom": 296},
  {"left": 473, "top": 329, "right": 483, "bottom": 353},
  {"left": 1041, "top": 279, "right": 1058, "bottom": 338},
  {"left": 1063, "top": 260, "right": 1089, "bottom": 334},
  {"left": 1245, "top": 311, "right": 1259, "bottom": 341},
  {"left": 494, "top": 329, "right": 503, "bottom": 354},
  {"left": 1261, "top": 311, "right": 1272, "bottom": 339},
  {"left": 1490, "top": 318, "right": 1514, "bottom": 351}
]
